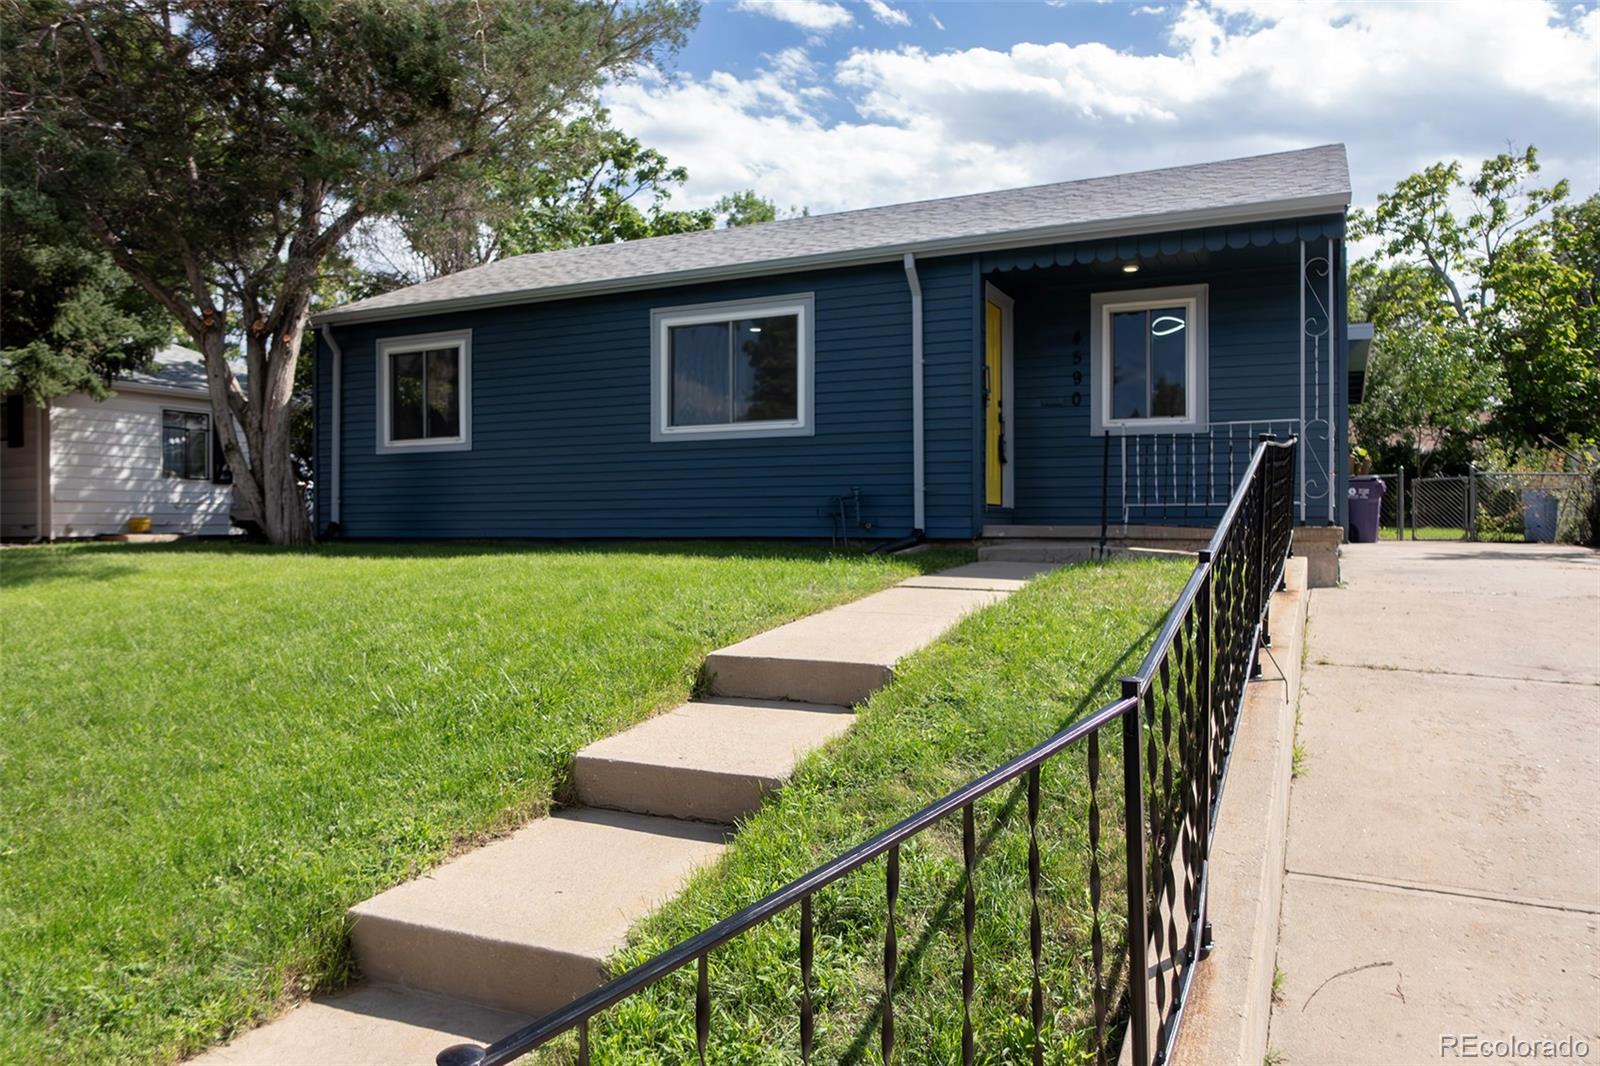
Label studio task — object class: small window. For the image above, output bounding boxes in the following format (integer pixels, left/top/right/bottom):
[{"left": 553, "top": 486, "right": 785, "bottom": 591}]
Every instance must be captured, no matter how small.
[
  {"left": 162, "top": 409, "right": 211, "bottom": 479},
  {"left": 1091, "top": 285, "right": 1208, "bottom": 434},
  {"left": 652, "top": 295, "right": 814, "bottom": 441},
  {"left": 3, "top": 395, "right": 24, "bottom": 448},
  {"left": 376, "top": 330, "right": 472, "bottom": 453}
]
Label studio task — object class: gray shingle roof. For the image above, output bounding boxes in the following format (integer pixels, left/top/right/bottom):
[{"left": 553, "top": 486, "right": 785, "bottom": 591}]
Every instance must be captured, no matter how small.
[
  {"left": 317, "top": 143, "right": 1349, "bottom": 326},
  {"left": 116, "top": 345, "right": 247, "bottom": 394}
]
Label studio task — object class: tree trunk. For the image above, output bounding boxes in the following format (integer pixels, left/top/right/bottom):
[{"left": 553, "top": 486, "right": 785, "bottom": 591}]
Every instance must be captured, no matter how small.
[
  {"left": 196, "top": 325, "right": 313, "bottom": 546},
  {"left": 261, "top": 325, "right": 313, "bottom": 546}
]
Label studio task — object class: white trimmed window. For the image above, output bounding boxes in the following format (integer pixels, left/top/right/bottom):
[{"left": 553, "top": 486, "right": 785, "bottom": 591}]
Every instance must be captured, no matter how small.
[
  {"left": 162, "top": 409, "right": 211, "bottom": 479},
  {"left": 651, "top": 294, "right": 815, "bottom": 442},
  {"left": 376, "top": 330, "right": 471, "bottom": 453},
  {"left": 1091, "top": 284, "right": 1209, "bottom": 435}
]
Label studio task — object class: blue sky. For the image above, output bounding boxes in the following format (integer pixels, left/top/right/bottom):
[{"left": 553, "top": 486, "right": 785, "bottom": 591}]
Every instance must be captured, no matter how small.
[{"left": 603, "top": 0, "right": 1600, "bottom": 225}]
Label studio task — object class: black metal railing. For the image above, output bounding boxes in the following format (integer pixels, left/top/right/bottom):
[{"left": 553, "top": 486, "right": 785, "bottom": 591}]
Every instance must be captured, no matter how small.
[{"left": 440, "top": 435, "right": 1299, "bottom": 1066}]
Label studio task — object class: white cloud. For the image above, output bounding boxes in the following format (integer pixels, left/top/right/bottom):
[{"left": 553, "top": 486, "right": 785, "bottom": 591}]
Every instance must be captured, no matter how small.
[
  {"left": 863, "top": 0, "right": 912, "bottom": 27},
  {"left": 609, "top": 1, "right": 1599, "bottom": 219},
  {"left": 928, "top": 12, "right": 945, "bottom": 30},
  {"left": 733, "top": 0, "right": 854, "bottom": 32}
]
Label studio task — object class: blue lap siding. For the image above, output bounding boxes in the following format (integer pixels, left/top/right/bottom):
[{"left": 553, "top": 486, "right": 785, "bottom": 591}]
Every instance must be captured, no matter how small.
[
  {"left": 992, "top": 226, "right": 1346, "bottom": 529},
  {"left": 316, "top": 257, "right": 979, "bottom": 540},
  {"left": 313, "top": 218, "right": 1346, "bottom": 541}
]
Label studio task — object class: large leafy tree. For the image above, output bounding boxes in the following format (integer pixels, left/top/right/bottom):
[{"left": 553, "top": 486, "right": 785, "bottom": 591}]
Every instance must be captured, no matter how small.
[
  {"left": 1347, "top": 258, "right": 1491, "bottom": 472},
  {"left": 1483, "top": 193, "right": 1600, "bottom": 447},
  {"left": 1349, "top": 146, "right": 1596, "bottom": 462},
  {"left": 0, "top": 183, "right": 173, "bottom": 404},
  {"left": 3, "top": 0, "right": 695, "bottom": 543},
  {"left": 370, "top": 121, "right": 792, "bottom": 283},
  {"left": 495, "top": 119, "right": 719, "bottom": 256}
]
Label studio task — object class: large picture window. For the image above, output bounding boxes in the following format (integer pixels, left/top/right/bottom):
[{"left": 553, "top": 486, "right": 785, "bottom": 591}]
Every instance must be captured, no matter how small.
[
  {"left": 651, "top": 294, "right": 814, "bottom": 441},
  {"left": 161, "top": 409, "right": 210, "bottom": 480},
  {"left": 1091, "top": 285, "right": 1208, "bottom": 434},
  {"left": 376, "top": 330, "right": 472, "bottom": 453}
]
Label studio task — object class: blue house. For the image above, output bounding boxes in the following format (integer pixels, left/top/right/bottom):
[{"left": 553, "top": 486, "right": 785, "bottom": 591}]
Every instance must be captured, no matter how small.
[{"left": 311, "top": 144, "right": 1351, "bottom": 562}]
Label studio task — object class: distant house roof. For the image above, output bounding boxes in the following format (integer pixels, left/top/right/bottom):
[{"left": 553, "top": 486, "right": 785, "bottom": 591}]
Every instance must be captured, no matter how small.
[
  {"left": 316, "top": 143, "right": 1351, "bottom": 326},
  {"left": 115, "top": 345, "right": 246, "bottom": 396}
]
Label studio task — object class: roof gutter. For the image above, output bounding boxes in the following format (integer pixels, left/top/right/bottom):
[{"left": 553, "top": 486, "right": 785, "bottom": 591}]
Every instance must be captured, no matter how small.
[
  {"left": 903, "top": 253, "right": 926, "bottom": 536},
  {"left": 318, "top": 324, "right": 343, "bottom": 528},
  {"left": 311, "top": 193, "right": 1351, "bottom": 327}
]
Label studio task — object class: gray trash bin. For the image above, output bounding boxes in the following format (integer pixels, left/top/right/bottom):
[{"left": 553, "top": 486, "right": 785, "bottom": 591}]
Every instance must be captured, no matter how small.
[
  {"left": 1521, "top": 490, "right": 1558, "bottom": 543},
  {"left": 1348, "top": 476, "right": 1386, "bottom": 543}
]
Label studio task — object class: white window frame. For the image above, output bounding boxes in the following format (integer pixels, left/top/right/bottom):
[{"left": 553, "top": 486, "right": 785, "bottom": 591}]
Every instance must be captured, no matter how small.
[
  {"left": 1090, "top": 284, "right": 1209, "bottom": 436},
  {"left": 376, "top": 329, "right": 472, "bottom": 454},
  {"left": 650, "top": 293, "right": 815, "bottom": 443},
  {"left": 161, "top": 406, "right": 212, "bottom": 480}
]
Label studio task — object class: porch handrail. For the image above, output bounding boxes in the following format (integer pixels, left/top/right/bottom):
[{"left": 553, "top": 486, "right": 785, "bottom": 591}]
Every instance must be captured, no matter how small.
[
  {"left": 439, "top": 435, "right": 1300, "bottom": 1066},
  {"left": 1112, "top": 418, "right": 1304, "bottom": 526}
]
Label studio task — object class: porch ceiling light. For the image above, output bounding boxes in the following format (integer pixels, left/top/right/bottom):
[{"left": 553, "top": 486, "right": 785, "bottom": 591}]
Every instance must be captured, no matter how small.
[
  {"left": 1151, "top": 315, "right": 1186, "bottom": 337},
  {"left": 1122, "top": 263, "right": 1140, "bottom": 273}
]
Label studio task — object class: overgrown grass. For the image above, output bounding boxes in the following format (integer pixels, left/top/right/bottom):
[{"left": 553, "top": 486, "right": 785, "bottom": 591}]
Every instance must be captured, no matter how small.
[
  {"left": 532, "top": 557, "right": 1191, "bottom": 1065},
  {"left": 0, "top": 539, "right": 969, "bottom": 1065}
]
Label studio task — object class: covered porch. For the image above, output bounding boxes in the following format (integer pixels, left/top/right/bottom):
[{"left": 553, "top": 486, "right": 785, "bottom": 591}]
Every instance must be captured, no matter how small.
[{"left": 971, "top": 215, "right": 1347, "bottom": 567}]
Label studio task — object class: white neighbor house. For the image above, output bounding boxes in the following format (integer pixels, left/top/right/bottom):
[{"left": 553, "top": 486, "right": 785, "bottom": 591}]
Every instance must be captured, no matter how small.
[{"left": 1, "top": 346, "right": 241, "bottom": 539}]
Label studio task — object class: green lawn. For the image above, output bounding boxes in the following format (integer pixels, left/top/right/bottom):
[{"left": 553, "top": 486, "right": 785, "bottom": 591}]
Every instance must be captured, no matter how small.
[
  {"left": 1378, "top": 527, "right": 1528, "bottom": 541},
  {"left": 0, "top": 540, "right": 969, "bottom": 1065},
  {"left": 545, "top": 556, "right": 1192, "bottom": 1065}
]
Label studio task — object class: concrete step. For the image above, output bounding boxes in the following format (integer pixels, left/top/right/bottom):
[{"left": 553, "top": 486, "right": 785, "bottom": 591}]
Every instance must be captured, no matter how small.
[
  {"left": 348, "top": 809, "right": 727, "bottom": 1016},
  {"left": 191, "top": 983, "right": 530, "bottom": 1066},
  {"left": 574, "top": 699, "right": 854, "bottom": 824},
  {"left": 703, "top": 579, "right": 1014, "bottom": 705},
  {"left": 978, "top": 540, "right": 1108, "bottom": 564},
  {"left": 977, "top": 540, "right": 1201, "bottom": 563}
]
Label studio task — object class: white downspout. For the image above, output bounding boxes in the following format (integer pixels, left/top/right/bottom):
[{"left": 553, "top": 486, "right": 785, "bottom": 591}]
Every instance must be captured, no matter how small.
[
  {"left": 902, "top": 253, "right": 926, "bottom": 534},
  {"left": 318, "top": 325, "right": 342, "bottom": 527}
]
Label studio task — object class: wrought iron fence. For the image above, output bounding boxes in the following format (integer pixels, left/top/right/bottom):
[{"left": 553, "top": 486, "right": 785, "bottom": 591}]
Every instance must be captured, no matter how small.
[
  {"left": 1105, "top": 419, "right": 1303, "bottom": 529},
  {"left": 440, "top": 436, "right": 1300, "bottom": 1066}
]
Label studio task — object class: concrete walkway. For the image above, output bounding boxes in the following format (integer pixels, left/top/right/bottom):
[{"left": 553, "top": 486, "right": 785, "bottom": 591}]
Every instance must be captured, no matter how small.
[
  {"left": 1269, "top": 542, "right": 1600, "bottom": 1065},
  {"left": 195, "top": 560, "right": 1052, "bottom": 1064}
]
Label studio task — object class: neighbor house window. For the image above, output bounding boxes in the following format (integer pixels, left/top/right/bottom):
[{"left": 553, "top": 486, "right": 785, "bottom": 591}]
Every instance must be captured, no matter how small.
[
  {"left": 162, "top": 409, "right": 211, "bottom": 479},
  {"left": 376, "top": 330, "right": 472, "bottom": 453},
  {"left": 651, "top": 294, "right": 815, "bottom": 442},
  {"left": 1090, "top": 285, "right": 1208, "bottom": 434}
]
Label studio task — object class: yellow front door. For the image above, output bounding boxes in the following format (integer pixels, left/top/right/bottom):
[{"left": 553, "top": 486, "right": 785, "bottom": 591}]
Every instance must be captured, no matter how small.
[{"left": 985, "top": 299, "right": 1005, "bottom": 506}]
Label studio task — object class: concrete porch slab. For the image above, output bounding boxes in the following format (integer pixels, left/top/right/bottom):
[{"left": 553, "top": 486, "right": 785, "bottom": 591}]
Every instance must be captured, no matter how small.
[
  {"left": 574, "top": 699, "right": 854, "bottom": 824},
  {"left": 348, "top": 809, "right": 726, "bottom": 1016},
  {"left": 191, "top": 984, "right": 530, "bottom": 1066}
]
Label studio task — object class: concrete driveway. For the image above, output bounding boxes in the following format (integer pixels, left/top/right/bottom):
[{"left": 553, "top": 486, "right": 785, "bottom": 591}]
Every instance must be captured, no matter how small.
[{"left": 1269, "top": 541, "right": 1600, "bottom": 1065}]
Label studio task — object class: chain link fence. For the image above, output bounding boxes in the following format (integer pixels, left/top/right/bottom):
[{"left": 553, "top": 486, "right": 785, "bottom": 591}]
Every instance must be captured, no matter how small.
[{"left": 1378, "top": 469, "right": 1596, "bottom": 543}]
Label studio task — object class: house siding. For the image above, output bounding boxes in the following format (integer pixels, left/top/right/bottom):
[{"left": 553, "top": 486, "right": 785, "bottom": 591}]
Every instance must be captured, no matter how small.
[
  {"left": 320, "top": 257, "right": 980, "bottom": 540},
  {"left": 47, "top": 392, "right": 234, "bottom": 537},
  {"left": 1000, "top": 240, "right": 1343, "bottom": 528},
  {"left": 314, "top": 221, "right": 1345, "bottom": 542},
  {"left": 1, "top": 398, "right": 44, "bottom": 538}
]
